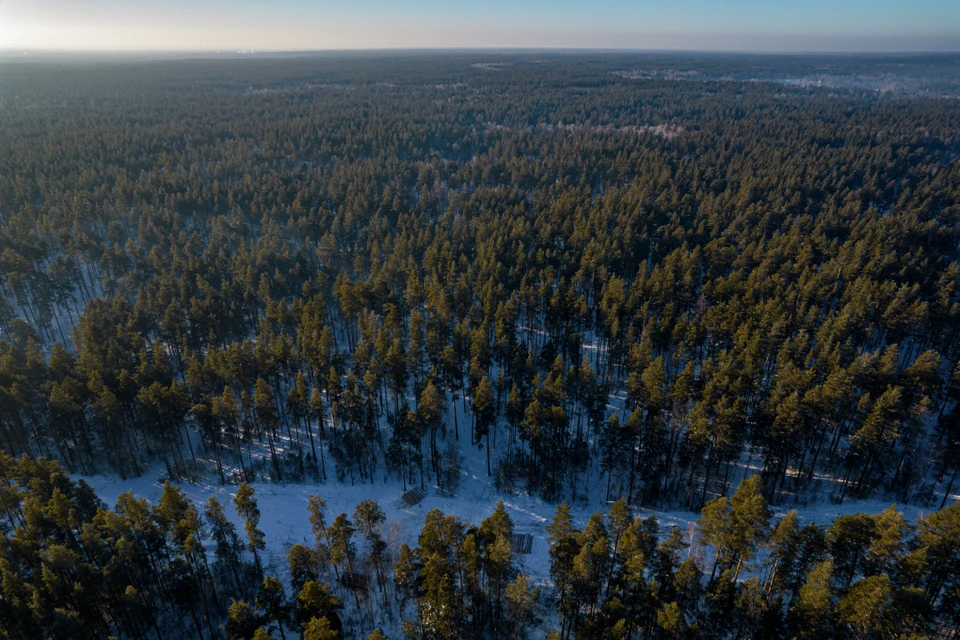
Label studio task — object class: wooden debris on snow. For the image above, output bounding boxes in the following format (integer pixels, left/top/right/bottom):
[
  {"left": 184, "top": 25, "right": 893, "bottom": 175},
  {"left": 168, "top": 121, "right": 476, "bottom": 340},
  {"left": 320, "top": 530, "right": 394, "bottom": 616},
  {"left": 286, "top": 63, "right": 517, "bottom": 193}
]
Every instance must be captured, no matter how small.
[
  {"left": 400, "top": 487, "right": 427, "bottom": 507},
  {"left": 511, "top": 533, "right": 533, "bottom": 555},
  {"left": 342, "top": 571, "right": 371, "bottom": 595}
]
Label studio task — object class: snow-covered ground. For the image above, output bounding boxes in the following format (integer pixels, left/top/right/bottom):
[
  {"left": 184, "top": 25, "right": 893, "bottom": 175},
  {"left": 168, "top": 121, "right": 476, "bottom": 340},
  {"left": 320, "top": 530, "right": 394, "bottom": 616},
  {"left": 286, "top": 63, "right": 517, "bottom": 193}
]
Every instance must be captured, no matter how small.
[
  {"left": 76, "top": 412, "right": 938, "bottom": 639},
  {"left": 81, "top": 446, "right": 934, "bottom": 588},
  {"left": 70, "top": 332, "right": 950, "bottom": 638}
]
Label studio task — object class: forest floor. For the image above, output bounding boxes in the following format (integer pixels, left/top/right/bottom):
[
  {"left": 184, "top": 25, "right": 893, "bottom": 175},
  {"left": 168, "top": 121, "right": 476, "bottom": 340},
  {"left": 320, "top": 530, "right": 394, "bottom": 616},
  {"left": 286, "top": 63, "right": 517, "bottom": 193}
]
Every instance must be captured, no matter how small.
[{"left": 75, "top": 411, "right": 942, "bottom": 639}]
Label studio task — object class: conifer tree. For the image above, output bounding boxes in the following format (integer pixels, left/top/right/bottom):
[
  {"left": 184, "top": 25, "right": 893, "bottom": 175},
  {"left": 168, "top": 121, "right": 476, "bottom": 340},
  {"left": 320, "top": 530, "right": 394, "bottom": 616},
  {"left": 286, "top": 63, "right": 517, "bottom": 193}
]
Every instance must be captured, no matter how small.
[
  {"left": 307, "top": 494, "right": 334, "bottom": 575},
  {"left": 304, "top": 617, "right": 340, "bottom": 640},
  {"left": 288, "top": 544, "right": 321, "bottom": 594},
  {"left": 234, "top": 482, "right": 266, "bottom": 576},
  {"left": 205, "top": 494, "right": 244, "bottom": 589},
  {"left": 225, "top": 599, "right": 261, "bottom": 640},
  {"left": 257, "top": 577, "right": 291, "bottom": 640},
  {"left": 296, "top": 582, "right": 343, "bottom": 634},
  {"left": 354, "top": 499, "right": 388, "bottom": 593},
  {"left": 473, "top": 376, "right": 497, "bottom": 476},
  {"left": 394, "top": 543, "right": 419, "bottom": 610},
  {"left": 790, "top": 560, "right": 834, "bottom": 639},
  {"left": 505, "top": 573, "right": 539, "bottom": 639}
]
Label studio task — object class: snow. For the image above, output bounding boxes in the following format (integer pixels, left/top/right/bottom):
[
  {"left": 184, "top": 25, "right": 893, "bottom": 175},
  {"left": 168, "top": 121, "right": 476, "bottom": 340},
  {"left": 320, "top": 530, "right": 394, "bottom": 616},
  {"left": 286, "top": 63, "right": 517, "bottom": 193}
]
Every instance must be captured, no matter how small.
[
  {"left": 75, "top": 405, "right": 935, "bottom": 639},
  {"left": 80, "top": 442, "right": 567, "bottom": 637},
  {"left": 70, "top": 338, "right": 948, "bottom": 638}
]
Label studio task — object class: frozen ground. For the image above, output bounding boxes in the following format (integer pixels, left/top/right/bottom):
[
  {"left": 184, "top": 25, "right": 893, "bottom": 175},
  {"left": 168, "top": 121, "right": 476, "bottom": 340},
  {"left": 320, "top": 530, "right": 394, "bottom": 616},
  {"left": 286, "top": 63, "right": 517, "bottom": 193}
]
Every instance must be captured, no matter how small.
[
  {"left": 73, "top": 336, "right": 951, "bottom": 638},
  {"left": 75, "top": 414, "right": 939, "bottom": 639}
]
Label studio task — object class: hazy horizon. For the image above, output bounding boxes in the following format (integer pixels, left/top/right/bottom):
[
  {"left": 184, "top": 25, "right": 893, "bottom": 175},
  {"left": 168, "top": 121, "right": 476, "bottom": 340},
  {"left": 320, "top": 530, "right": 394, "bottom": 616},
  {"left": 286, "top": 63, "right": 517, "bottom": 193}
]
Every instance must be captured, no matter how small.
[{"left": 1, "top": 0, "right": 958, "bottom": 54}]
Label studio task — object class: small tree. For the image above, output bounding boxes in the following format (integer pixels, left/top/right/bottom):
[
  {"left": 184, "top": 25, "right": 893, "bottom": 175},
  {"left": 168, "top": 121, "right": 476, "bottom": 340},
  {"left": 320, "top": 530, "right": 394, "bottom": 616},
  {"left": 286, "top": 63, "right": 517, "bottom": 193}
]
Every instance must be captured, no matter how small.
[
  {"left": 790, "top": 560, "right": 833, "bottom": 638},
  {"left": 256, "top": 577, "right": 291, "bottom": 640},
  {"left": 698, "top": 475, "right": 770, "bottom": 581},
  {"left": 205, "top": 495, "right": 244, "bottom": 588},
  {"left": 234, "top": 482, "right": 266, "bottom": 576},
  {"left": 288, "top": 544, "right": 320, "bottom": 593},
  {"left": 836, "top": 574, "right": 892, "bottom": 639},
  {"left": 728, "top": 475, "right": 771, "bottom": 580},
  {"left": 296, "top": 582, "right": 343, "bottom": 634},
  {"left": 225, "top": 599, "right": 260, "bottom": 640},
  {"left": 354, "top": 499, "right": 388, "bottom": 591},
  {"left": 394, "top": 543, "right": 419, "bottom": 610},
  {"left": 307, "top": 494, "right": 333, "bottom": 575},
  {"left": 329, "top": 513, "right": 357, "bottom": 576},
  {"left": 473, "top": 376, "right": 497, "bottom": 475},
  {"left": 505, "top": 573, "right": 540, "bottom": 638},
  {"left": 304, "top": 617, "right": 340, "bottom": 640}
]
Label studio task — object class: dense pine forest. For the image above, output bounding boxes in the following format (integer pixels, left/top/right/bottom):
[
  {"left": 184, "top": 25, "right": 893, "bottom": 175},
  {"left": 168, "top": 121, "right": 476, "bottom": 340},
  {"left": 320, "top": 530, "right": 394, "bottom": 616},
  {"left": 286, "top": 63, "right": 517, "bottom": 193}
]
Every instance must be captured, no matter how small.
[{"left": 1, "top": 52, "right": 959, "bottom": 638}]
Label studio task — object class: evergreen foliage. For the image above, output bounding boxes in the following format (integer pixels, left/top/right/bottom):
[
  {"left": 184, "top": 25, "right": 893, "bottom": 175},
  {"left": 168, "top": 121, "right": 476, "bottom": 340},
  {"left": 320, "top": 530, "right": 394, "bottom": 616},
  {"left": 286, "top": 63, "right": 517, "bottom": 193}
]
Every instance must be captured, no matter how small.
[{"left": 1, "top": 51, "right": 959, "bottom": 638}]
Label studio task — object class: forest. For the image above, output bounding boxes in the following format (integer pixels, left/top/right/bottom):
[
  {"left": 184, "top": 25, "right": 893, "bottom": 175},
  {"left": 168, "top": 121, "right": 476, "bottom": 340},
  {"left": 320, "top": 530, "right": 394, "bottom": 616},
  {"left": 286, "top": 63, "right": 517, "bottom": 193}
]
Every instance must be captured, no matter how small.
[{"left": 1, "top": 52, "right": 959, "bottom": 638}]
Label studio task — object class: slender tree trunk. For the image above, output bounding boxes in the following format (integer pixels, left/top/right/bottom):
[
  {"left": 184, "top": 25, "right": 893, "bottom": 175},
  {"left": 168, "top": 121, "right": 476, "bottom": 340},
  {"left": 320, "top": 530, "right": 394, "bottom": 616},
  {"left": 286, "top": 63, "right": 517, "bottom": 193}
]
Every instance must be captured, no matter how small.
[
  {"left": 486, "top": 430, "right": 491, "bottom": 476},
  {"left": 941, "top": 467, "right": 958, "bottom": 510},
  {"left": 452, "top": 393, "right": 460, "bottom": 440}
]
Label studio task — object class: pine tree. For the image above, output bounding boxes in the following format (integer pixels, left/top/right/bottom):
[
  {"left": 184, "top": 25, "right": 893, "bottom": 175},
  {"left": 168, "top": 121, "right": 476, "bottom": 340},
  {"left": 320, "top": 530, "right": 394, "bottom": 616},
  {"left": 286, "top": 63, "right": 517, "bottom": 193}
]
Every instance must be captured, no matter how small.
[
  {"left": 354, "top": 499, "right": 388, "bottom": 592},
  {"left": 827, "top": 513, "right": 875, "bottom": 590},
  {"left": 225, "top": 599, "right": 261, "bottom": 640},
  {"left": 546, "top": 502, "right": 580, "bottom": 636},
  {"left": 505, "top": 573, "right": 539, "bottom": 639},
  {"left": 205, "top": 495, "right": 244, "bottom": 588},
  {"left": 473, "top": 376, "right": 497, "bottom": 476},
  {"left": 296, "top": 582, "right": 343, "bottom": 634},
  {"left": 419, "top": 381, "right": 446, "bottom": 487},
  {"left": 763, "top": 509, "right": 800, "bottom": 596},
  {"left": 487, "top": 534, "right": 514, "bottom": 630},
  {"left": 790, "top": 560, "right": 834, "bottom": 639},
  {"left": 867, "top": 505, "right": 910, "bottom": 573},
  {"left": 288, "top": 544, "right": 320, "bottom": 593},
  {"left": 257, "top": 576, "right": 291, "bottom": 640},
  {"left": 234, "top": 482, "right": 266, "bottom": 576},
  {"left": 329, "top": 513, "right": 357, "bottom": 578},
  {"left": 727, "top": 475, "right": 771, "bottom": 580},
  {"left": 480, "top": 500, "right": 514, "bottom": 543},
  {"left": 394, "top": 543, "right": 419, "bottom": 610},
  {"left": 417, "top": 553, "right": 461, "bottom": 640},
  {"left": 698, "top": 475, "right": 771, "bottom": 581},
  {"left": 254, "top": 378, "right": 284, "bottom": 480},
  {"left": 304, "top": 617, "right": 340, "bottom": 640},
  {"left": 307, "top": 494, "right": 333, "bottom": 575},
  {"left": 836, "top": 574, "right": 893, "bottom": 639}
]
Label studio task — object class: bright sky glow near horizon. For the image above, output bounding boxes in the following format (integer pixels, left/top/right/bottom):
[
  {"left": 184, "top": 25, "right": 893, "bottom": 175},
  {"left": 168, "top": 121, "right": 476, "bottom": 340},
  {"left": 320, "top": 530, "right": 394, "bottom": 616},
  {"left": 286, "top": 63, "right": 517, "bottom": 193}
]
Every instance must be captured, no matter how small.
[{"left": 0, "top": 0, "right": 958, "bottom": 53}]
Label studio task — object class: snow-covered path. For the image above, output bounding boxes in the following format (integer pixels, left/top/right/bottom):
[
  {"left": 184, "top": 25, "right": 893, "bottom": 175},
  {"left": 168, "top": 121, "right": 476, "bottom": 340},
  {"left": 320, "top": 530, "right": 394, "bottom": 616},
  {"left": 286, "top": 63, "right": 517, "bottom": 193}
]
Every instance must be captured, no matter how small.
[
  {"left": 75, "top": 427, "right": 942, "bottom": 640},
  {"left": 78, "top": 454, "right": 933, "bottom": 595}
]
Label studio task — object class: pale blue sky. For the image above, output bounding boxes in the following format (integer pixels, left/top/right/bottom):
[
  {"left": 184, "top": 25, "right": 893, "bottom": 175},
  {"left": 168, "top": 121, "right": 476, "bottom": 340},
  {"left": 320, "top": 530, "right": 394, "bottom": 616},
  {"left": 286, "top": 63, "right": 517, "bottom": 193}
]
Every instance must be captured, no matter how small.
[{"left": 1, "top": 0, "right": 957, "bottom": 52}]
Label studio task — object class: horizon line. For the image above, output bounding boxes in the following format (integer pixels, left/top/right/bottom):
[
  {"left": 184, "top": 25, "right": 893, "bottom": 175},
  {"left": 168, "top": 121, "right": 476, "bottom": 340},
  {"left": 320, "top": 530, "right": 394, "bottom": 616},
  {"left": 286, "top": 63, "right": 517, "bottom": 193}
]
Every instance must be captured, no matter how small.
[{"left": 3, "top": 46, "right": 960, "bottom": 56}]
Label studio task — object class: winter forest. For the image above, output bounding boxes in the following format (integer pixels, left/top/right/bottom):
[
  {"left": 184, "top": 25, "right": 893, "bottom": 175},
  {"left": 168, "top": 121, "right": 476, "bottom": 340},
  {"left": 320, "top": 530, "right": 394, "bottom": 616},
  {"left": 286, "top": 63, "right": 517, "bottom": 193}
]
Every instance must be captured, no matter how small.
[{"left": 1, "top": 52, "right": 960, "bottom": 639}]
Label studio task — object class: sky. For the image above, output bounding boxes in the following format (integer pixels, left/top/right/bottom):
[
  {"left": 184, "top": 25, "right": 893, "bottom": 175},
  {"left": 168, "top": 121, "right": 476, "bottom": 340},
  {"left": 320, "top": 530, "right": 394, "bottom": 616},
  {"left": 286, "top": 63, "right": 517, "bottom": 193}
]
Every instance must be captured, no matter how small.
[{"left": 0, "top": 0, "right": 958, "bottom": 53}]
